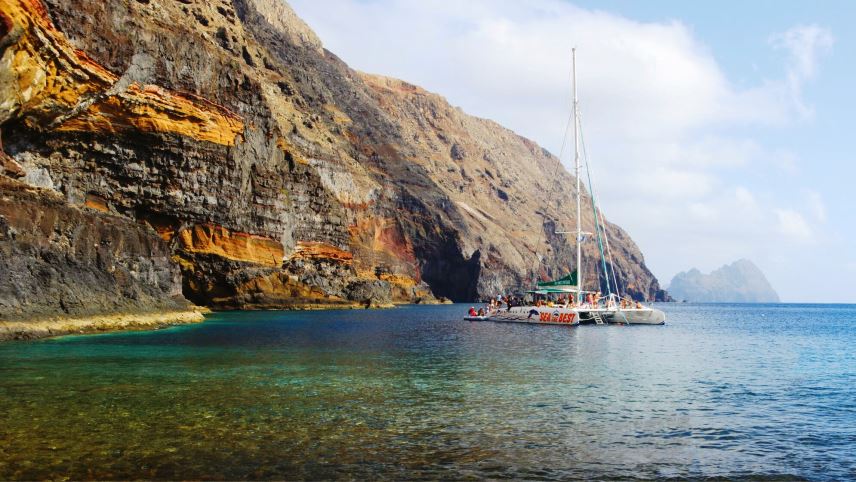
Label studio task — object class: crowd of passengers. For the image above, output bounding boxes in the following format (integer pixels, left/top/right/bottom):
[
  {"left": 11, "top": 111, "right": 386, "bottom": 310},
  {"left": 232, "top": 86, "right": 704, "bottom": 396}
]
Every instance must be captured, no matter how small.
[{"left": 468, "top": 293, "right": 643, "bottom": 316}]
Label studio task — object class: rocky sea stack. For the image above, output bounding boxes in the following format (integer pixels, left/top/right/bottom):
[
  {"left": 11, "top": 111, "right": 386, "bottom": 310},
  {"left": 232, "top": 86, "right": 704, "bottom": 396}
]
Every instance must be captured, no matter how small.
[
  {"left": 669, "top": 259, "right": 780, "bottom": 303},
  {"left": 0, "top": 0, "right": 666, "bottom": 338}
]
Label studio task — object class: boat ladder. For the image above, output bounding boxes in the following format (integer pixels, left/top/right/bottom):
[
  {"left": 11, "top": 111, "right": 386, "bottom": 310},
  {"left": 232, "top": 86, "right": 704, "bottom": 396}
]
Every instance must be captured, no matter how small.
[{"left": 591, "top": 311, "right": 605, "bottom": 325}]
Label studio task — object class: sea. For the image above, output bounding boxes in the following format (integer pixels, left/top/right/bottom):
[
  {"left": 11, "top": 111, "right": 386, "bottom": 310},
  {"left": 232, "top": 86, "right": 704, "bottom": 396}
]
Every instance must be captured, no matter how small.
[{"left": 0, "top": 303, "right": 853, "bottom": 480}]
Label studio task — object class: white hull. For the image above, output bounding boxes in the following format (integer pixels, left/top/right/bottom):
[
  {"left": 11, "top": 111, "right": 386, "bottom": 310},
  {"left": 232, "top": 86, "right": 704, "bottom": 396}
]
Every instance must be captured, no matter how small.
[
  {"left": 470, "top": 305, "right": 666, "bottom": 326},
  {"left": 605, "top": 307, "right": 666, "bottom": 325},
  {"left": 482, "top": 306, "right": 580, "bottom": 326},
  {"left": 577, "top": 307, "right": 666, "bottom": 325}
]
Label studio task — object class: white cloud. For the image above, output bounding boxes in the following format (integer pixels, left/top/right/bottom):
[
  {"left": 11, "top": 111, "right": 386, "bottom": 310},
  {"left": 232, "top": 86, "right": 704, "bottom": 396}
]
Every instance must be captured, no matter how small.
[
  {"left": 770, "top": 24, "right": 834, "bottom": 80},
  {"left": 735, "top": 186, "right": 761, "bottom": 215},
  {"left": 775, "top": 209, "right": 813, "bottom": 242},
  {"left": 288, "top": 0, "right": 834, "bottom": 299},
  {"left": 803, "top": 189, "right": 827, "bottom": 223},
  {"left": 769, "top": 24, "right": 834, "bottom": 118}
]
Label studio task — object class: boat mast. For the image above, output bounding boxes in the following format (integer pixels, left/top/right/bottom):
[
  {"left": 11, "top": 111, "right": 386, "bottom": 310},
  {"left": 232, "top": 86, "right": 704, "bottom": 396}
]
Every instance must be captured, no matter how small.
[{"left": 573, "top": 48, "right": 582, "bottom": 304}]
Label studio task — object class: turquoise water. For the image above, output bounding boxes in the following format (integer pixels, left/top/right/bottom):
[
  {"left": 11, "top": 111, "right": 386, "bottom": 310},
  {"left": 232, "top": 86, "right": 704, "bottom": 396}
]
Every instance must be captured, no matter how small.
[{"left": 0, "top": 303, "right": 853, "bottom": 480}]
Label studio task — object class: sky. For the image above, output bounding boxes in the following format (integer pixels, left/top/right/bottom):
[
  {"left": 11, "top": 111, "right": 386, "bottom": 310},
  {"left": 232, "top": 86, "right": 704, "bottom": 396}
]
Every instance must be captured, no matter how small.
[{"left": 289, "top": 0, "right": 855, "bottom": 302}]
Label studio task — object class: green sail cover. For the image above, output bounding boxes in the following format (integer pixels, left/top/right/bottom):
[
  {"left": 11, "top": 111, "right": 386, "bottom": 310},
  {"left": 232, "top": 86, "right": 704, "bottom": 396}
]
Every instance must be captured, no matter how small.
[{"left": 537, "top": 271, "right": 577, "bottom": 287}]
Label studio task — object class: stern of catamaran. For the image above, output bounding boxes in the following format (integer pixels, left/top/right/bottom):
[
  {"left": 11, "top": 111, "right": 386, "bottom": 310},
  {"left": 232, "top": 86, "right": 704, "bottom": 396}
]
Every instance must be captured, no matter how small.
[{"left": 608, "top": 305, "right": 666, "bottom": 325}]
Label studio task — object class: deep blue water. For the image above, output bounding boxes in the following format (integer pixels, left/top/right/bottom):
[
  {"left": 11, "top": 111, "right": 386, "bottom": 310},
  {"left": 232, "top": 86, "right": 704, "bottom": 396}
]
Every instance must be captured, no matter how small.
[{"left": 0, "top": 303, "right": 853, "bottom": 480}]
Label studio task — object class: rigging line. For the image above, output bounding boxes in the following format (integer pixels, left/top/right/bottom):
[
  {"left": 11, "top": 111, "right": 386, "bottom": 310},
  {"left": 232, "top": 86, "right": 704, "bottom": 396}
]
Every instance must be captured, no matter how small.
[
  {"left": 602, "top": 213, "right": 621, "bottom": 297},
  {"left": 579, "top": 112, "right": 621, "bottom": 298},
  {"left": 528, "top": 62, "right": 576, "bottom": 286},
  {"left": 578, "top": 109, "right": 617, "bottom": 298},
  {"left": 581, "top": 135, "right": 610, "bottom": 297},
  {"left": 604, "top": 230, "right": 621, "bottom": 298},
  {"left": 602, "top": 218, "right": 622, "bottom": 298},
  {"left": 579, "top": 112, "right": 620, "bottom": 298}
]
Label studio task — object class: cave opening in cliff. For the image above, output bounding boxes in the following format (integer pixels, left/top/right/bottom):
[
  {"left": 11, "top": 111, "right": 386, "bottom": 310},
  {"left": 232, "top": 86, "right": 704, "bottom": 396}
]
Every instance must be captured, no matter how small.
[{"left": 420, "top": 247, "right": 481, "bottom": 303}]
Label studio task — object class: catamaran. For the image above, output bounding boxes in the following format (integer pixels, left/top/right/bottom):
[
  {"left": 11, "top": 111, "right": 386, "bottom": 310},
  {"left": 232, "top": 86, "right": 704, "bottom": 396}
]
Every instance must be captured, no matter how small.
[{"left": 467, "top": 49, "right": 666, "bottom": 326}]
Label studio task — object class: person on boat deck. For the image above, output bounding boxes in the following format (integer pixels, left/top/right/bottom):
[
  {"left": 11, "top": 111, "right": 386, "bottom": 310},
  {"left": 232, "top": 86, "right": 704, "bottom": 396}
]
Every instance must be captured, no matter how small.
[
  {"left": 620, "top": 298, "right": 628, "bottom": 309},
  {"left": 635, "top": 301, "right": 643, "bottom": 309},
  {"left": 468, "top": 306, "right": 477, "bottom": 317},
  {"left": 594, "top": 291, "right": 602, "bottom": 307},
  {"left": 477, "top": 307, "right": 485, "bottom": 316}
]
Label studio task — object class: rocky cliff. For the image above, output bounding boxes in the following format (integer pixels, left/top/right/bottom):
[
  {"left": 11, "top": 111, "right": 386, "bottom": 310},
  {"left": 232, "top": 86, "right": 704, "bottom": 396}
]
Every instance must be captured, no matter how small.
[
  {"left": 669, "top": 259, "right": 780, "bottom": 303},
  {"left": 0, "top": 176, "right": 205, "bottom": 340},
  {"left": 0, "top": 0, "right": 666, "bottom": 331}
]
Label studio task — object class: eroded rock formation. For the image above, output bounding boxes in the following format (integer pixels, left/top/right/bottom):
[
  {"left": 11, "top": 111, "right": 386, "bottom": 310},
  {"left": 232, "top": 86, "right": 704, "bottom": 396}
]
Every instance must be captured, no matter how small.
[
  {"left": 669, "top": 259, "right": 779, "bottom": 303},
  {"left": 0, "top": 0, "right": 666, "bottom": 329}
]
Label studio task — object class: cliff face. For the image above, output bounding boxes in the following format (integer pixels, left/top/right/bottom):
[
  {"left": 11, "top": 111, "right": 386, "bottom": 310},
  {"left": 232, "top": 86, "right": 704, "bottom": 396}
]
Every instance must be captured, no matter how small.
[
  {"left": 0, "top": 0, "right": 666, "bottom": 324},
  {"left": 669, "top": 259, "right": 780, "bottom": 303},
  {"left": 357, "top": 74, "right": 666, "bottom": 301},
  {"left": 0, "top": 177, "right": 204, "bottom": 339},
  {"left": 0, "top": 176, "right": 187, "bottom": 315}
]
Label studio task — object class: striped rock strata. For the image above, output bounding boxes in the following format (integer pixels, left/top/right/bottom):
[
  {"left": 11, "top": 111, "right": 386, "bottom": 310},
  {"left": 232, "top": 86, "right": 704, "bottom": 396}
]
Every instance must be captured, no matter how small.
[{"left": 0, "top": 0, "right": 666, "bottom": 333}]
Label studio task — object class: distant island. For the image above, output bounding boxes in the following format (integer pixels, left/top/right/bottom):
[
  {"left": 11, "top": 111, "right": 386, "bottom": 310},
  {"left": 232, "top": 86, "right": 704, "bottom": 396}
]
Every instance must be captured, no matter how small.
[{"left": 668, "top": 259, "right": 780, "bottom": 303}]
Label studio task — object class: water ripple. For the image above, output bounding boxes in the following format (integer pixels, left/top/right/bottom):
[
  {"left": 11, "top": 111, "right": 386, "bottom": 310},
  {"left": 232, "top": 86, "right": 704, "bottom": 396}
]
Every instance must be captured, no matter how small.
[{"left": 0, "top": 303, "right": 853, "bottom": 480}]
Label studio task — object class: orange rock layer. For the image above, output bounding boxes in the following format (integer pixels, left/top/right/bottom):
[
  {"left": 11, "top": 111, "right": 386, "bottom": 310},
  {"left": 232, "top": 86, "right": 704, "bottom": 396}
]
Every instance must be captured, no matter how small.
[
  {"left": 347, "top": 216, "right": 420, "bottom": 282},
  {"left": 83, "top": 193, "right": 109, "bottom": 213},
  {"left": 176, "top": 224, "right": 284, "bottom": 267},
  {"left": 377, "top": 273, "right": 417, "bottom": 288},
  {"left": 0, "top": 0, "right": 243, "bottom": 145},
  {"left": 290, "top": 241, "right": 354, "bottom": 262},
  {"left": 226, "top": 272, "right": 361, "bottom": 309}
]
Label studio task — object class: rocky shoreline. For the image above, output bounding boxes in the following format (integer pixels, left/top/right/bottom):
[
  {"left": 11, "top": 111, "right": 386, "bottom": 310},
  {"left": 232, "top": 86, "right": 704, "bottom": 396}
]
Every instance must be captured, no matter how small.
[
  {"left": 0, "top": 299, "right": 460, "bottom": 342},
  {"left": 0, "top": 308, "right": 207, "bottom": 342}
]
